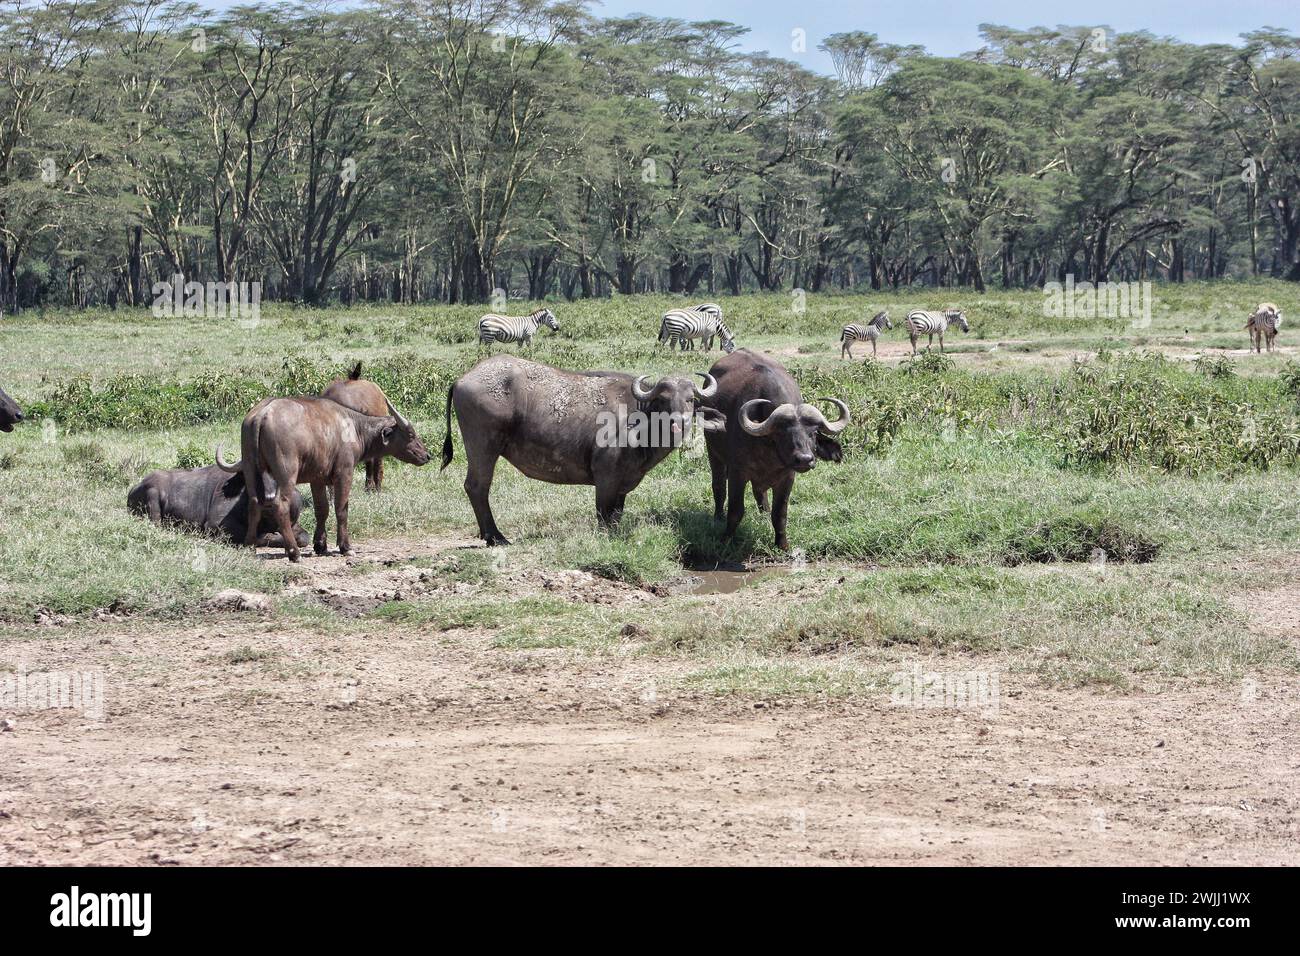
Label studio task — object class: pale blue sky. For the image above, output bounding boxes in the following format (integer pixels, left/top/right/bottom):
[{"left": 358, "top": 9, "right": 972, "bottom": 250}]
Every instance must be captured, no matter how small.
[
  {"left": 205, "top": 0, "right": 1298, "bottom": 73},
  {"left": 606, "top": 0, "right": 1298, "bottom": 71}
]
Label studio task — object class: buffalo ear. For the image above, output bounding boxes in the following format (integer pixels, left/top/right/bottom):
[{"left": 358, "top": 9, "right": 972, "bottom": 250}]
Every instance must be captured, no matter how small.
[
  {"left": 698, "top": 407, "right": 727, "bottom": 432},
  {"left": 221, "top": 473, "right": 246, "bottom": 498},
  {"left": 381, "top": 425, "right": 395, "bottom": 444},
  {"left": 815, "top": 433, "right": 843, "bottom": 463}
]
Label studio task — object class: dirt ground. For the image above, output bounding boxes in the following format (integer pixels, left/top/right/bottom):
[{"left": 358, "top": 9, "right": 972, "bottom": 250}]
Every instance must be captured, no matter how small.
[{"left": 2, "top": 538, "right": 1297, "bottom": 866}]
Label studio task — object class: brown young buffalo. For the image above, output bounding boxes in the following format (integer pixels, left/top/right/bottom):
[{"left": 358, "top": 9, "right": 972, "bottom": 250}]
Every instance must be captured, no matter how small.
[
  {"left": 702, "top": 349, "right": 849, "bottom": 551},
  {"left": 216, "top": 396, "right": 431, "bottom": 561},
  {"left": 0, "top": 384, "right": 23, "bottom": 432},
  {"left": 321, "top": 362, "right": 394, "bottom": 492}
]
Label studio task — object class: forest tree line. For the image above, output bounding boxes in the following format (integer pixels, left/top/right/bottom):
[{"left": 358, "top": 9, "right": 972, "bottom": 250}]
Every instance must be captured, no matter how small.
[{"left": 1, "top": 0, "right": 1299, "bottom": 310}]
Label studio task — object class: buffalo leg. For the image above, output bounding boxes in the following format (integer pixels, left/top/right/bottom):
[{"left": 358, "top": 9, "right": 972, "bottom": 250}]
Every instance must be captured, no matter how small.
[
  {"left": 596, "top": 485, "right": 626, "bottom": 527},
  {"left": 311, "top": 481, "right": 330, "bottom": 555},
  {"left": 753, "top": 484, "right": 769, "bottom": 513},
  {"left": 722, "top": 475, "right": 747, "bottom": 541},
  {"left": 244, "top": 480, "right": 262, "bottom": 548},
  {"left": 272, "top": 492, "right": 301, "bottom": 562},
  {"left": 708, "top": 453, "right": 727, "bottom": 521},
  {"left": 770, "top": 475, "right": 795, "bottom": 551},
  {"left": 364, "top": 459, "right": 381, "bottom": 493},
  {"left": 334, "top": 476, "right": 353, "bottom": 555},
  {"left": 464, "top": 448, "right": 509, "bottom": 546}
]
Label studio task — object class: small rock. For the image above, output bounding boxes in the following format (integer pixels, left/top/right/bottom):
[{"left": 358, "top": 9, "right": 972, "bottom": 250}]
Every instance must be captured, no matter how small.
[
  {"left": 0, "top": 719, "right": 16, "bottom": 732},
  {"left": 619, "top": 623, "right": 647, "bottom": 639},
  {"left": 1154, "top": 739, "right": 1165, "bottom": 748}
]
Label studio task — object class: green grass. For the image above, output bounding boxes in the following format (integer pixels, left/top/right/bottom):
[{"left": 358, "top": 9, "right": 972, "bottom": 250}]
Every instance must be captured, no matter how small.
[{"left": 2, "top": 280, "right": 1300, "bottom": 692}]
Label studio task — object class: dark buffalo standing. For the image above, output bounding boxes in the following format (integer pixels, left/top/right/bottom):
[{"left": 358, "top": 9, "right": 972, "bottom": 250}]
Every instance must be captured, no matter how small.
[
  {"left": 128, "top": 464, "right": 309, "bottom": 548},
  {"left": 321, "top": 362, "right": 393, "bottom": 492},
  {"left": 703, "top": 349, "right": 849, "bottom": 551},
  {"left": 441, "top": 355, "right": 726, "bottom": 545},
  {"left": 0, "top": 384, "right": 23, "bottom": 432},
  {"left": 216, "top": 396, "right": 431, "bottom": 561}
]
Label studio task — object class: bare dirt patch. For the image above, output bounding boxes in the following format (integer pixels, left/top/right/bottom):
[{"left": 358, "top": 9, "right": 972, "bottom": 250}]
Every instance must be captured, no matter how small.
[
  {"left": 2, "top": 608, "right": 1295, "bottom": 865},
  {"left": 276, "top": 536, "right": 655, "bottom": 616}
]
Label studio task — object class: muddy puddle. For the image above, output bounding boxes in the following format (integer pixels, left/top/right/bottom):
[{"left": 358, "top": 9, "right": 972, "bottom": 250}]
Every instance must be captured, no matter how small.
[{"left": 680, "top": 565, "right": 791, "bottom": 596}]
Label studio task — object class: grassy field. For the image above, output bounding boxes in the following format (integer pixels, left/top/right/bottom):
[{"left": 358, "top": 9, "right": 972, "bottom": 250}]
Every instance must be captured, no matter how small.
[{"left": 2, "top": 279, "right": 1299, "bottom": 693}]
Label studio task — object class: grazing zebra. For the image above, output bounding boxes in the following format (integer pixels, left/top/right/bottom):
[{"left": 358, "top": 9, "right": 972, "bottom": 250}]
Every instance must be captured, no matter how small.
[
  {"left": 658, "top": 307, "right": 736, "bottom": 353},
  {"left": 477, "top": 308, "right": 560, "bottom": 349},
  {"left": 840, "top": 311, "right": 893, "bottom": 359},
  {"left": 904, "top": 309, "right": 969, "bottom": 355},
  {"left": 1246, "top": 302, "right": 1283, "bottom": 354}
]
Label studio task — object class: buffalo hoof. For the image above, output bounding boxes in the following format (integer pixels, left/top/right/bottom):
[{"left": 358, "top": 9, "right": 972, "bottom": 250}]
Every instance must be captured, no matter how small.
[
  {"left": 314, "top": 543, "right": 328, "bottom": 556},
  {"left": 287, "top": 552, "right": 301, "bottom": 563},
  {"left": 486, "top": 534, "right": 511, "bottom": 547}
]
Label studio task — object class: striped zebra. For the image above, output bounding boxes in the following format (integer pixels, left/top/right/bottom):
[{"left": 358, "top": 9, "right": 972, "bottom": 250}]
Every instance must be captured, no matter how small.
[
  {"left": 1246, "top": 302, "right": 1282, "bottom": 354},
  {"left": 840, "top": 311, "right": 893, "bottom": 359},
  {"left": 904, "top": 309, "right": 969, "bottom": 355},
  {"left": 477, "top": 308, "right": 560, "bottom": 349},
  {"left": 657, "top": 306, "right": 736, "bottom": 353}
]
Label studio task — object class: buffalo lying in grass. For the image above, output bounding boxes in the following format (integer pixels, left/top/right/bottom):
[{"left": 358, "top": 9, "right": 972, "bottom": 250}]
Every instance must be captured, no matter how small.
[
  {"left": 703, "top": 349, "right": 849, "bottom": 551},
  {"left": 0, "top": 384, "right": 22, "bottom": 432},
  {"left": 128, "top": 464, "right": 309, "bottom": 548},
  {"left": 441, "top": 355, "right": 725, "bottom": 545}
]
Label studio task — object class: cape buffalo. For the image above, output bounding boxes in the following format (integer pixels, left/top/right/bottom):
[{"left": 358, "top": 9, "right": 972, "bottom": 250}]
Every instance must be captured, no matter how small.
[
  {"left": 216, "top": 396, "right": 431, "bottom": 561},
  {"left": 703, "top": 349, "right": 850, "bottom": 551},
  {"left": 128, "top": 464, "right": 309, "bottom": 548},
  {"left": 321, "top": 362, "right": 393, "bottom": 492},
  {"left": 441, "top": 355, "right": 726, "bottom": 545},
  {"left": 0, "top": 384, "right": 23, "bottom": 432}
]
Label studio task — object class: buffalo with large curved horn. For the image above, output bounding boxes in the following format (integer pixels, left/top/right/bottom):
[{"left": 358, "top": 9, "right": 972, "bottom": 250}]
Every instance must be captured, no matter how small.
[{"left": 701, "top": 349, "right": 851, "bottom": 552}]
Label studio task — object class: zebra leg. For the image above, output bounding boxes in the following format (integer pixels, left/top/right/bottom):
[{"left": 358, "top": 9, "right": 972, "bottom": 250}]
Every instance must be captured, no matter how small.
[
  {"left": 842, "top": 340, "right": 851, "bottom": 360},
  {"left": 939, "top": 332, "right": 945, "bottom": 353},
  {"left": 910, "top": 333, "right": 918, "bottom": 356},
  {"left": 871, "top": 338, "right": 877, "bottom": 358},
  {"left": 770, "top": 476, "right": 795, "bottom": 552},
  {"left": 928, "top": 332, "right": 935, "bottom": 352}
]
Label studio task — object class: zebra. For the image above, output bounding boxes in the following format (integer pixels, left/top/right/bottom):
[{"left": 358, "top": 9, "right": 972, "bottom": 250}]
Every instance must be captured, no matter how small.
[
  {"left": 657, "top": 306, "right": 736, "bottom": 353},
  {"left": 840, "top": 311, "right": 893, "bottom": 359},
  {"left": 477, "top": 308, "right": 560, "bottom": 349},
  {"left": 1246, "top": 302, "right": 1283, "bottom": 354},
  {"left": 904, "top": 308, "right": 969, "bottom": 355}
]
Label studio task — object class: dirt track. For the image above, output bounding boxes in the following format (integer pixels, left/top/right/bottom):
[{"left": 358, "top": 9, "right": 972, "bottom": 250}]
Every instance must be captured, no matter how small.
[{"left": 2, "top": 542, "right": 1297, "bottom": 865}]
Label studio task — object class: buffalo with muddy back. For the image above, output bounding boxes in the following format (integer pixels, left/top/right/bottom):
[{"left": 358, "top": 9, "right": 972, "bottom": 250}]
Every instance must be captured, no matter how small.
[
  {"left": 128, "top": 464, "right": 309, "bottom": 549},
  {"left": 441, "top": 355, "right": 726, "bottom": 545},
  {"left": 702, "top": 349, "right": 850, "bottom": 551},
  {"left": 217, "top": 395, "right": 431, "bottom": 561}
]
